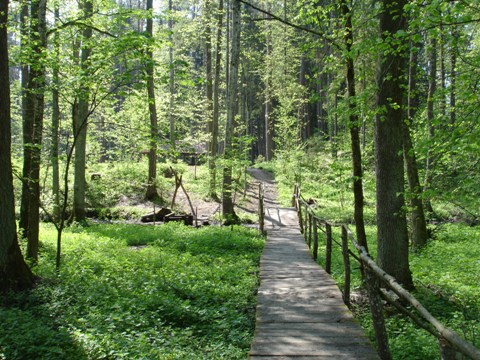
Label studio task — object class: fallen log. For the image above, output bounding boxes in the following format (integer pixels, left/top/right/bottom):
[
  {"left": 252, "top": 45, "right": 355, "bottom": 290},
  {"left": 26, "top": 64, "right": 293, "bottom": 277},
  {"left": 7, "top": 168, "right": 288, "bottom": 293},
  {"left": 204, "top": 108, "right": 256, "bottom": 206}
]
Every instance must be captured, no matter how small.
[
  {"left": 164, "top": 213, "right": 194, "bottom": 226},
  {"left": 140, "top": 207, "right": 172, "bottom": 223}
]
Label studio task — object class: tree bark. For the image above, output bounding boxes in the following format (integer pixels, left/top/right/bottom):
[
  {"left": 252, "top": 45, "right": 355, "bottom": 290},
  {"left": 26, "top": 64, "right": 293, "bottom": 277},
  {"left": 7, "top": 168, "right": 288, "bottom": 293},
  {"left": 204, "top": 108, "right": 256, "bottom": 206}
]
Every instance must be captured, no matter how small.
[
  {"left": 168, "top": 0, "right": 175, "bottom": 152},
  {"left": 402, "top": 123, "right": 428, "bottom": 250},
  {"left": 145, "top": 0, "right": 159, "bottom": 200},
  {"left": 375, "top": 0, "right": 413, "bottom": 289},
  {"left": 404, "top": 41, "right": 428, "bottom": 250},
  {"left": 19, "top": 1, "right": 30, "bottom": 236},
  {"left": 424, "top": 35, "right": 437, "bottom": 215},
  {"left": 18, "top": 2, "right": 33, "bottom": 238},
  {"left": 0, "top": 0, "right": 35, "bottom": 292},
  {"left": 340, "top": 0, "right": 368, "bottom": 252},
  {"left": 205, "top": 0, "right": 215, "bottom": 198},
  {"left": 73, "top": 0, "right": 94, "bottom": 222},
  {"left": 449, "top": 31, "right": 457, "bottom": 127},
  {"left": 19, "top": 0, "right": 47, "bottom": 262},
  {"left": 209, "top": 0, "right": 224, "bottom": 199},
  {"left": 265, "top": 20, "right": 274, "bottom": 160},
  {"left": 222, "top": 0, "right": 240, "bottom": 221},
  {"left": 51, "top": 5, "right": 61, "bottom": 220}
]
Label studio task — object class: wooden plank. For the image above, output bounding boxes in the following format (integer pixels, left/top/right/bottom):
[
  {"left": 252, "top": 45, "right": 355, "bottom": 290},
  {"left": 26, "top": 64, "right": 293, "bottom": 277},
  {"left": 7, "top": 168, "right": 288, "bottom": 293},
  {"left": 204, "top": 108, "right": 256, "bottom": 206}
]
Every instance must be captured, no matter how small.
[
  {"left": 253, "top": 322, "right": 368, "bottom": 337},
  {"left": 250, "top": 343, "right": 379, "bottom": 357},
  {"left": 250, "top": 356, "right": 377, "bottom": 360}
]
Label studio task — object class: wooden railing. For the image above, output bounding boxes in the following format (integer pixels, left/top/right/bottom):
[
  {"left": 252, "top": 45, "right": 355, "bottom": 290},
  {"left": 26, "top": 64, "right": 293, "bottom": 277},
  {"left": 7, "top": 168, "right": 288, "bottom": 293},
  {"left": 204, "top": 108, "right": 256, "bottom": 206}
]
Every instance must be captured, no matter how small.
[
  {"left": 293, "top": 185, "right": 480, "bottom": 360},
  {"left": 258, "top": 183, "right": 265, "bottom": 235}
]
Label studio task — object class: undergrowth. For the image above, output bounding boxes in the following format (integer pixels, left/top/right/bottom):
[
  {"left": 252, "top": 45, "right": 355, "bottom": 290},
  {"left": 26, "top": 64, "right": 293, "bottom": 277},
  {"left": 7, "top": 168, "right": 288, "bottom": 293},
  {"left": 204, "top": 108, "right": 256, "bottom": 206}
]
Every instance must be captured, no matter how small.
[{"left": 0, "top": 222, "right": 264, "bottom": 359}]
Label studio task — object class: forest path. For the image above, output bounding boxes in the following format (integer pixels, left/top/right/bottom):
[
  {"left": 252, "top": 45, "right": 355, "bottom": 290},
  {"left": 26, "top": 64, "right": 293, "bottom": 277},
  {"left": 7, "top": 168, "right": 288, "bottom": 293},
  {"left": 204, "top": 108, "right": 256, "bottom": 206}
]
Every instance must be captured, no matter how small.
[{"left": 247, "top": 169, "right": 380, "bottom": 359}]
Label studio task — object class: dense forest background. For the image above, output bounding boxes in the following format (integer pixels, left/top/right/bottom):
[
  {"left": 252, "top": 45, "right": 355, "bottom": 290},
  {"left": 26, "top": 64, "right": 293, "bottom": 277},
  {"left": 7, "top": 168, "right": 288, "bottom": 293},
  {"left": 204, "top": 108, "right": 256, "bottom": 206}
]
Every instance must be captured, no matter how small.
[
  {"left": 1, "top": 0, "right": 479, "bottom": 358},
  {"left": 4, "top": 0, "right": 479, "bottom": 232}
]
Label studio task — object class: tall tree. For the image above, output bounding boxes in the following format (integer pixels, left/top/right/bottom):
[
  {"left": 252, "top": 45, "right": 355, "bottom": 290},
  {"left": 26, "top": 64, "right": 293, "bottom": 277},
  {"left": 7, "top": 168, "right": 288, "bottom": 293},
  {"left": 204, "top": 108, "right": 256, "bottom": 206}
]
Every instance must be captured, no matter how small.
[
  {"left": 209, "top": 0, "right": 224, "bottom": 199},
  {"left": 222, "top": 0, "right": 240, "bottom": 221},
  {"left": 375, "top": 0, "right": 413, "bottom": 289},
  {"left": 340, "top": 2, "right": 391, "bottom": 357},
  {"left": 423, "top": 34, "right": 437, "bottom": 215},
  {"left": 264, "top": 16, "right": 274, "bottom": 161},
  {"left": 73, "top": 0, "right": 94, "bottom": 222},
  {"left": 145, "top": 0, "right": 160, "bottom": 200},
  {"left": 204, "top": 0, "right": 215, "bottom": 197},
  {"left": 403, "top": 41, "right": 428, "bottom": 250},
  {"left": 168, "top": 0, "right": 175, "bottom": 152},
  {"left": 339, "top": 0, "right": 368, "bottom": 252},
  {"left": 449, "top": 30, "right": 457, "bottom": 127},
  {"left": 19, "top": 0, "right": 48, "bottom": 262},
  {"left": 0, "top": 0, "right": 35, "bottom": 292},
  {"left": 51, "top": 4, "right": 61, "bottom": 219}
]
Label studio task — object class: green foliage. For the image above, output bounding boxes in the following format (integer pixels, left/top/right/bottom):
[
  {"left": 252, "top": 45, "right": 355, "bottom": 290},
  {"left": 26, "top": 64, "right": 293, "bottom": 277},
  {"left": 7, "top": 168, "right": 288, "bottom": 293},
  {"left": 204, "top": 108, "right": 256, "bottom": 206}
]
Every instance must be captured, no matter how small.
[
  {"left": 1, "top": 223, "right": 264, "bottom": 359},
  {"left": 263, "top": 136, "right": 376, "bottom": 224},
  {"left": 87, "top": 161, "right": 150, "bottom": 207}
]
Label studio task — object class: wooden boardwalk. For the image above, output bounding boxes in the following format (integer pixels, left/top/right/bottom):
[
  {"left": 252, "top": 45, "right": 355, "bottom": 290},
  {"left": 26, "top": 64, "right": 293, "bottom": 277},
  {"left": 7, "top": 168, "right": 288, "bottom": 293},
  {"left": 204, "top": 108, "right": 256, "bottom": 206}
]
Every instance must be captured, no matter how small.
[{"left": 249, "top": 207, "right": 380, "bottom": 359}]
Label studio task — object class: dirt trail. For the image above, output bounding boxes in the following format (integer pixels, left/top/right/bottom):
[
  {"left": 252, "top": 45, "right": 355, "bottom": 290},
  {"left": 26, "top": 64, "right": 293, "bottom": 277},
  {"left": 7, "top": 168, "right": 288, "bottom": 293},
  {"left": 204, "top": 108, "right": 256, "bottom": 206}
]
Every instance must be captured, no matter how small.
[
  {"left": 245, "top": 168, "right": 278, "bottom": 208},
  {"left": 173, "top": 167, "right": 279, "bottom": 221}
]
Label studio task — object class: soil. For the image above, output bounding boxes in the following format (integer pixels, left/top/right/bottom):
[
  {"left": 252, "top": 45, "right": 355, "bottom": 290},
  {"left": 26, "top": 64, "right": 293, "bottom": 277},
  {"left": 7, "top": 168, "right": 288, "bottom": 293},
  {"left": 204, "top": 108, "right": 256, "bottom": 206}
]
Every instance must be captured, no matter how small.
[{"left": 126, "top": 167, "right": 278, "bottom": 224}]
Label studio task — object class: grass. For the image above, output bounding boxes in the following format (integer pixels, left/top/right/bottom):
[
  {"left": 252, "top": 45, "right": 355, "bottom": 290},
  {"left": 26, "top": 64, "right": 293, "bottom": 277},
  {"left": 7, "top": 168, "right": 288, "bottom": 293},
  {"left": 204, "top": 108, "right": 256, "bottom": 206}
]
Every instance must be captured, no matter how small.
[{"left": 1, "top": 222, "right": 264, "bottom": 359}]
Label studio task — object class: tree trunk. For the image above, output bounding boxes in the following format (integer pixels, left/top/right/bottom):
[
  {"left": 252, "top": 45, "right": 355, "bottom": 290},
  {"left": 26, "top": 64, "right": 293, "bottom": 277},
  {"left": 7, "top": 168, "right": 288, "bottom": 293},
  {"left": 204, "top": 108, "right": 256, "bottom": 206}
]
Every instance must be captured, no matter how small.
[
  {"left": 299, "top": 56, "right": 308, "bottom": 140},
  {"left": 19, "top": 1, "right": 30, "bottom": 237},
  {"left": 375, "top": 0, "right": 413, "bottom": 289},
  {"left": 439, "top": 25, "right": 446, "bottom": 119},
  {"left": 73, "top": 0, "right": 93, "bottom": 222},
  {"left": 407, "top": 41, "right": 420, "bottom": 120},
  {"left": 265, "top": 21, "right": 274, "bottom": 161},
  {"left": 402, "top": 123, "right": 428, "bottom": 249},
  {"left": 19, "top": 0, "right": 47, "bottom": 262},
  {"left": 145, "top": 0, "right": 159, "bottom": 200},
  {"left": 222, "top": 0, "right": 240, "bottom": 221},
  {"left": 18, "top": 2, "right": 33, "bottom": 238},
  {"left": 331, "top": 89, "right": 338, "bottom": 159},
  {"left": 210, "top": 0, "right": 224, "bottom": 199},
  {"left": 168, "top": 0, "right": 175, "bottom": 152},
  {"left": 449, "top": 31, "right": 457, "bottom": 127},
  {"left": 205, "top": 0, "right": 215, "bottom": 198},
  {"left": 404, "top": 41, "right": 428, "bottom": 249},
  {"left": 340, "top": 0, "right": 368, "bottom": 252},
  {"left": 0, "top": 0, "right": 35, "bottom": 292},
  {"left": 51, "top": 5, "right": 61, "bottom": 220},
  {"left": 424, "top": 35, "right": 437, "bottom": 215}
]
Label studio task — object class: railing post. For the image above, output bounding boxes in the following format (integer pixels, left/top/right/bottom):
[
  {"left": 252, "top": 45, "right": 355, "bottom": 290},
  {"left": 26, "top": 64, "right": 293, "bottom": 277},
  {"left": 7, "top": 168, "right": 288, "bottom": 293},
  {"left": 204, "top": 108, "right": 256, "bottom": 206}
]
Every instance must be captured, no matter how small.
[
  {"left": 365, "top": 269, "right": 392, "bottom": 360},
  {"left": 313, "top": 217, "right": 318, "bottom": 261},
  {"left": 298, "top": 201, "right": 304, "bottom": 234},
  {"left": 341, "top": 226, "right": 351, "bottom": 307},
  {"left": 292, "top": 184, "right": 298, "bottom": 208},
  {"left": 258, "top": 183, "right": 264, "bottom": 235},
  {"left": 439, "top": 337, "right": 461, "bottom": 360},
  {"left": 325, "top": 224, "right": 332, "bottom": 274},
  {"left": 308, "top": 213, "right": 313, "bottom": 248}
]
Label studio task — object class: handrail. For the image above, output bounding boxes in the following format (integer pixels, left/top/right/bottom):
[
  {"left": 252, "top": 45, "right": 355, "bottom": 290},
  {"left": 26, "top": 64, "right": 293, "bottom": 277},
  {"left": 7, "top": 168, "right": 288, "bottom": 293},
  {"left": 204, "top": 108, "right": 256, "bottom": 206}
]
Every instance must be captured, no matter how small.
[{"left": 292, "top": 186, "right": 480, "bottom": 360}]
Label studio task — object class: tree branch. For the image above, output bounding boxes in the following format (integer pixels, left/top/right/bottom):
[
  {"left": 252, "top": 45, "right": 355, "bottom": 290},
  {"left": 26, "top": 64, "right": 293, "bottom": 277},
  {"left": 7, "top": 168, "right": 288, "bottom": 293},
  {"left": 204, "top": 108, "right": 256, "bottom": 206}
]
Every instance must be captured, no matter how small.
[
  {"left": 47, "top": 19, "right": 117, "bottom": 38},
  {"left": 239, "top": 0, "right": 339, "bottom": 48}
]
